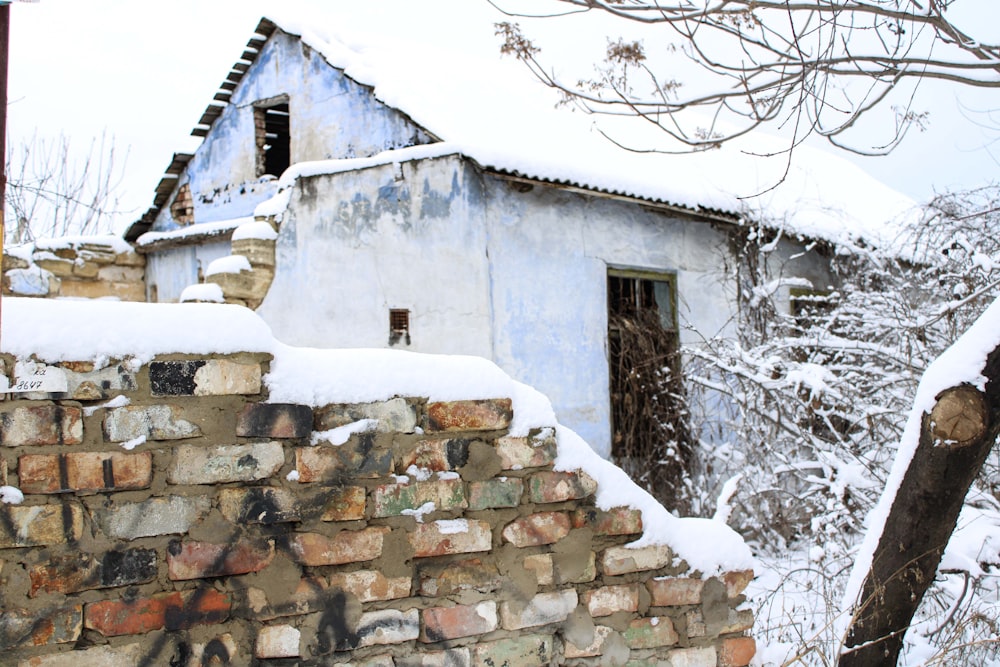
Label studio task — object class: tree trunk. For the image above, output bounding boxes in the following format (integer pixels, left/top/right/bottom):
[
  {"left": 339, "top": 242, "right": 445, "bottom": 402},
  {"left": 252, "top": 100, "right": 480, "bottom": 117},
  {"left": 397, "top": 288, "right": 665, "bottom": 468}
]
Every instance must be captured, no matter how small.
[{"left": 839, "top": 345, "right": 1000, "bottom": 666}]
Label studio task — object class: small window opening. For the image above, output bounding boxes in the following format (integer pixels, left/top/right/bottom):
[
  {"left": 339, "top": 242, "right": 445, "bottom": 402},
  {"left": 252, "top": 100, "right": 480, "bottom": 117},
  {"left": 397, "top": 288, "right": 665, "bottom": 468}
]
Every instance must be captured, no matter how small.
[
  {"left": 254, "top": 102, "right": 291, "bottom": 177},
  {"left": 389, "top": 309, "right": 411, "bottom": 346}
]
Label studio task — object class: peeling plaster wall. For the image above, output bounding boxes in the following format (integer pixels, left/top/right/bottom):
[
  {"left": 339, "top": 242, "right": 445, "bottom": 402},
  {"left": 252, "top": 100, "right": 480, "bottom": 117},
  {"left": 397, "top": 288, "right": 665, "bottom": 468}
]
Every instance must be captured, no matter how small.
[
  {"left": 481, "top": 180, "right": 739, "bottom": 458},
  {"left": 150, "top": 30, "right": 434, "bottom": 234},
  {"left": 146, "top": 240, "right": 232, "bottom": 303},
  {"left": 255, "top": 154, "right": 494, "bottom": 358}
]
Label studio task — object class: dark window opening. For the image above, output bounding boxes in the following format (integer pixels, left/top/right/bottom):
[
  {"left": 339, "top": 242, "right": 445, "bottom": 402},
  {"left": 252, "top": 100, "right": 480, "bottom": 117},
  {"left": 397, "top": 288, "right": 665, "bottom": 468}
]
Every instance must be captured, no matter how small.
[
  {"left": 254, "top": 102, "right": 291, "bottom": 177},
  {"left": 389, "top": 309, "right": 411, "bottom": 346},
  {"left": 607, "top": 270, "right": 692, "bottom": 511}
]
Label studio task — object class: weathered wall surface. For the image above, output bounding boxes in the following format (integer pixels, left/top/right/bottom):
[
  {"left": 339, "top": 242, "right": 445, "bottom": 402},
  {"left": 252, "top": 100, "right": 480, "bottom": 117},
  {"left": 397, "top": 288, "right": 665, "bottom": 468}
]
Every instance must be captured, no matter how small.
[
  {"left": 149, "top": 29, "right": 435, "bottom": 234},
  {"left": 0, "top": 351, "right": 755, "bottom": 667}
]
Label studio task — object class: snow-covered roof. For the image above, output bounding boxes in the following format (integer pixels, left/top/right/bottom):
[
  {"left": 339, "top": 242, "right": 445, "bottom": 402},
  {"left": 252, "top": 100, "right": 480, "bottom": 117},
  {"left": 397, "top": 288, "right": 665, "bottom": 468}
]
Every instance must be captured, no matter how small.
[{"left": 139, "top": 4, "right": 917, "bottom": 249}]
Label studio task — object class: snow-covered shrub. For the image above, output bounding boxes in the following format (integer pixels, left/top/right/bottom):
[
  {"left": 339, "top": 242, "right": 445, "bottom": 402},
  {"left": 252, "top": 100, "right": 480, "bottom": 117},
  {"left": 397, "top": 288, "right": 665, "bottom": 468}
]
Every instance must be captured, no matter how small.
[{"left": 675, "top": 187, "right": 1000, "bottom": 665}]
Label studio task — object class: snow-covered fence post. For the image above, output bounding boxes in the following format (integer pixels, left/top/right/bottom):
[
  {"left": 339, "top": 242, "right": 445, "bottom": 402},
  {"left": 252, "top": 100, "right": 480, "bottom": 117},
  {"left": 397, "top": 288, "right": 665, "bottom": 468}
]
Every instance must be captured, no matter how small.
[{"left": 839, "top": 303, "right": 1000, "bottom": 666}]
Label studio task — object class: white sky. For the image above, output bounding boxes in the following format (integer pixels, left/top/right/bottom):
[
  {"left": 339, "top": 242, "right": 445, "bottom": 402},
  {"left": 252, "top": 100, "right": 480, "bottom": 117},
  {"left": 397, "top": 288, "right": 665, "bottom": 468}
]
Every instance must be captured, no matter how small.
[{"left": 7, "top": 0, "right": 1000, "bottom": 234}]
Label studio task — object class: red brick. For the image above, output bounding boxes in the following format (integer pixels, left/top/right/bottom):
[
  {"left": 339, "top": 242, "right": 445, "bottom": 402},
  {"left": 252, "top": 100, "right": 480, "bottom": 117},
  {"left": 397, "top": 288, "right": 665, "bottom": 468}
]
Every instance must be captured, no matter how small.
[
  {"left": 19, "top": 451, "right": 152, "bottom": 494},
  {"left": 287, "top": 527, "right": 389, "bottom": 566},
  {"left": 373, "top": 478, "right": 466, "bottom": 517},
  {"left": 321, "top": 485, "right": 367, "bottom": 521},
  {"left": 647, "top": 577, "right": 704, "bottom": 606},
  {"left": 218, "top": 486, "right": 299, "bottom": 524},
  {"left": 571, "top": 507, "right": 643, "bottom": 536},
  {"left": 167, "top": 538, "right": 275, "bottom": 580},
  {"left": 84, "top": 589, "right": 230, "bottom": 637},
  {"left": 0, "top": 404, "right": 83, "bottom": 446},
  {"left": 719, "top": 637, "right": 757, "bottom": 667},
  {"left": 501, "top": 511, "right": 570, "bottom": 547},
  {"left": 295, "top": 441, "right": 392, "bottom": 481},
  {"left": 29, "top": 549, "right": 157, "bottom": 596},
  {"left": 600, "top": 544, "right": 673, "bottom": 575},
  {"left": 410, "top": 519, "right": 492, "bottom": 558},
  {"left": 528, "top": 471, "right": 597, "bottom": 504},
  {"left": 582, "top": 584, "right": 640, "bottom": 616},
  {"left": 425, "top": 399, "right": 512, "bottom": 432},
  {"left": 420, "top": 601, "right": 498, "bottom": 642}
]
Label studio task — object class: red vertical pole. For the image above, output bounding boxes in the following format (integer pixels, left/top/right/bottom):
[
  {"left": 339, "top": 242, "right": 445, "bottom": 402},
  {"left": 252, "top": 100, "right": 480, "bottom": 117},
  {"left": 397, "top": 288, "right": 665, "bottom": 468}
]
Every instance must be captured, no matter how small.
[{"left": 0, "top": 4, "right": 8, "bottom": 346}]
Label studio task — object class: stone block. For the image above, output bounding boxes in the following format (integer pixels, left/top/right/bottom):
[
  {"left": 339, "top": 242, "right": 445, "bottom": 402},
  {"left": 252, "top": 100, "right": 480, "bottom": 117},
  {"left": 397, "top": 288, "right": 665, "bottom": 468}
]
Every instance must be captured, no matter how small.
[
  {"left": 372, "top": 478, "right": 466, "bottom": 517},
  {"left": 103, "top": 404, "right": 200, "bottom": 442},
  {"left": 236, "top": 403, "right": 312, "bottom": 438},
  {"left": 34, "top": 255, "right": 76, "bottom": 277},
  {"left": 409, "top": 519, "right": 492, "bottom": 558},
  {"left": 467, "top": 477, "right": 522, "bottom": 510},
  {"left": 321, "top": 485, "right": 368, "bottom": 521},
  {"left": 0, "top": 605, "right": 82, "bottom": 649},
  {"left": 96, "top": 264, "right": 144, "bottom": 282},
  {"left": 206, "top": 266, "right": 272, "bottom": 301},
  {"left": 396, "top": 648, "right": 471, "bottom": 667},
  {"left": 28, "top": 548, "right": 157, "bottom": 596},
  {"left": 571, "top": 506, "right": 643, "bottom": 536},
  {"left": 398, "top": 437, "right": 470, "bottom": 471},
  {"left": 719, "top": 637, "right": 756, "bottom": 667},
  {"left": 425, "top": 399, "right": 512, "bottom": 432},
  {"left": 499, "top": 589, "right": 577, "bottom": 630},
  {"left": 16, "top": 641, "right": 144, "bottom": 667},
  {"left": 315, "top": 398, "right": 417, "bottom": 434},
  {"left": 527, "top": 470, "right": 597, "bottom": 504},
  {"left": 218, "top": 486, "right": 299, "bottom": 524},
  {"left": 19, "top": 451, "right": 152, "bottom": 494},
  {"left": 647, "top": 577, "right": 704, "bottom": 607},
  {"left": 564, "top": 624, "right": 613, "bottom": 658},
  {"left": 622, "top": 617, "right": 678, "bottom": 649},
  {"left": 583, "top": 584, "right": 640, "bottom": 617},
  {"left": 168, "top": 442, "right": 284, "bottom": 485},
  {"left": 495, "top": 435, "right": 557, "bottom": 470},
  {"left": 328, "top": 570, "right": 411, "bottom": 602},
  {"left": 502, "top": 511, "right": 570, "bottom": 547},
  {"left": 354, "top": 608, "right": 420, "bottom": 648},
  {"left": 1, "top": 404, "right": 83, "bottom": 447},
  {"left": 256, "top": 623, "right": 301, "bottom": 658},
  {"left": 114, "top": 250, "right": 146, "bottom": 267},
  {"left": 95, "top": 495, "right": 210, "bottom": 540},
  {"left": 59, "top": 363, "right": 137, "bottom": 401},
  {"left": 420, "top": 601, "right": 498, "bottom": 642},
  {"left": 601, "top": 544, "right": 673, "bottom": 575},
  {"left": 167, "top": 538, "right": 275, "bottom": 580},
  {"left": 287, "top": 527, "right": 390, "bottom": 566},
  {"left": 296, "top": 436, "right": 393, "bottom": 481},
  {"left": 471, "top": 634, "right": 552, "bottom": 667},
  {"left": 84, "top": 589, "right": 230, "bottom": 637},
  {"left": 72, "top": 260, "right": 100, "bottom": 278},
  {"left": 232, "top": 237, "right": 276, "bottom": 267},
  {"left": 724, "top": 570, "right": 755, "bottom": 598},
  {"left": 666, "top": 646, "right": 718, "bottom": 667},
  {"left": 149, "top": 359, "right": 261, "bottom": 396},
  {"left": 58, "top": 279, "right": 146, "bottom": 301},
  {"left": 0, "top": 504, "right": 84, "bottom": 548},
  {"left": 417, "top": 558, "right": 501, "bottom": 596}
]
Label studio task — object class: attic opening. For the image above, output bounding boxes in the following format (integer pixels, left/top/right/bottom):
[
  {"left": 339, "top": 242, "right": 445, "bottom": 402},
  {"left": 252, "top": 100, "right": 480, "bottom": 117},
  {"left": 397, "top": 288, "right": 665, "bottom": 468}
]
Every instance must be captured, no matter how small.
[
  {"left": 607, "top": 269, "right": 692, "bottom": 511},
  {"left": 254, "top": 101, "right": 291, "bottom": 177},
  {"left": 389, "top": 309, "right": 411, "bottom": 346}
]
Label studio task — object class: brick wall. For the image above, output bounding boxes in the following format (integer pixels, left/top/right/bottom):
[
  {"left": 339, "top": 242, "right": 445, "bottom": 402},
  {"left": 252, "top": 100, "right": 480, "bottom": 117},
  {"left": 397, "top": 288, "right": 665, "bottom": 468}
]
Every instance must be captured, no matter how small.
[{"left": 0, "top": 352, "right": 755, "bottom": 667}]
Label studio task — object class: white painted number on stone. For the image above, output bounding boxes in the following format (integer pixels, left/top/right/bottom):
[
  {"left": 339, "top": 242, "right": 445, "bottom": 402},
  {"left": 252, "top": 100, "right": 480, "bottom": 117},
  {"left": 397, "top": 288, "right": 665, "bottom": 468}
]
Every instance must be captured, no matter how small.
[{"left": 12, "top": 361, "right": 69, "bottom": 393}]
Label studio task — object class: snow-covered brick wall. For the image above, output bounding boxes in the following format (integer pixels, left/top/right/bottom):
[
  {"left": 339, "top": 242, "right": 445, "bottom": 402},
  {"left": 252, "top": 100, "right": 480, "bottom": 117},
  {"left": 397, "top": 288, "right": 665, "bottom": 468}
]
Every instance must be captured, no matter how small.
[{"left": 0, "top": 298, "right": 755, "bottom": 666}]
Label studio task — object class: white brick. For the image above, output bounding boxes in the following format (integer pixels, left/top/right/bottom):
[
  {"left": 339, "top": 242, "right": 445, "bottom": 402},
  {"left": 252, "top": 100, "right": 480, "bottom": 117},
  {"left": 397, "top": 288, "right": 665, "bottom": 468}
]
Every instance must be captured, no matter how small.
[
  {"left": 168, "top": 442, "right": 284, "bottom": 484},
  {"left": 256, "top": 624, "right": 300, "bottom": 658},
  {"left": 500, "top": 589, "right": 578, "bottom": 630}
]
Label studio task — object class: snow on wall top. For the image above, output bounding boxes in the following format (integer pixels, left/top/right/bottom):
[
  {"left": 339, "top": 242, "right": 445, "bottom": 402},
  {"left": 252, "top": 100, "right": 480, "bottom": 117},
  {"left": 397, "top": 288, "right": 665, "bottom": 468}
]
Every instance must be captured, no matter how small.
[
  {"left": 243, "top": 4, "right": 916, "bottom": 249},
  {"left": 0, "top": 296, "right": 753, "bottom": 573}
]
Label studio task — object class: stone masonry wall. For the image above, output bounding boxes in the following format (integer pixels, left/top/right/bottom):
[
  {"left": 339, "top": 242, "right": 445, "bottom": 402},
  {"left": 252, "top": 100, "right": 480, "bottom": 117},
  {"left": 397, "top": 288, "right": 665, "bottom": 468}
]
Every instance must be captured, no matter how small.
[
  {"left": 2, "top": 239, "right": 146, "bottom": 302},
  {"left": 0, "top": 351, "right": 755, "bottom": 667}
]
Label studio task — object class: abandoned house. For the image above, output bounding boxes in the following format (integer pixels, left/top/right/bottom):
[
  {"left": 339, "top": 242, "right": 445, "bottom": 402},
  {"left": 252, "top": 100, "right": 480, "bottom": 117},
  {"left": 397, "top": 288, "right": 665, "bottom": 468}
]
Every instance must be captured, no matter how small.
[{"left": 118, "top": 13, "right": 914, "bottom": 461}]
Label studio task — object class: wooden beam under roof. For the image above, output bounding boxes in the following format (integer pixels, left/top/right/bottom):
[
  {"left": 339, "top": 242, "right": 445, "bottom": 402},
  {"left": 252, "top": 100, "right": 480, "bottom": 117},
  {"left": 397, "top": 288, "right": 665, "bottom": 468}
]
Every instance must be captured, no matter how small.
[
  {"left": 247, "top": 38, "right": 266, "bottom": 52},
  {"left": 213, "top": 92, "right": 232, "bottom": 103}
]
